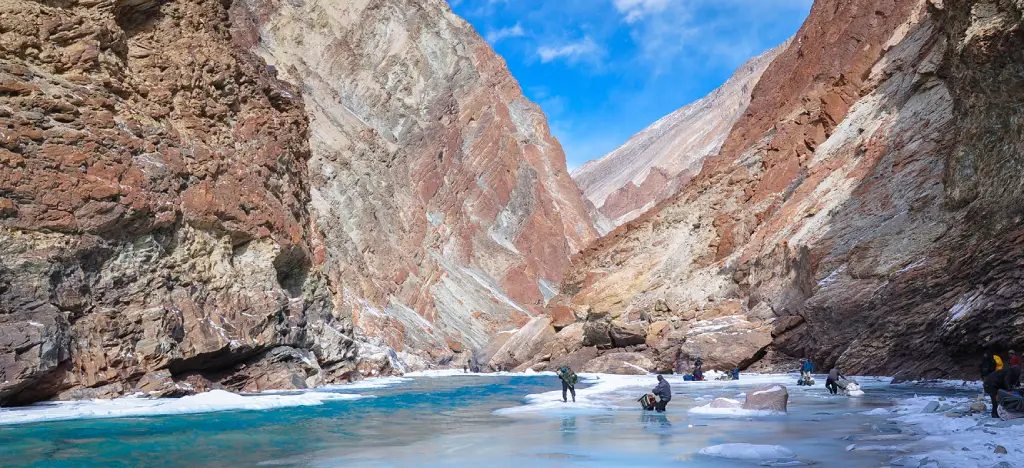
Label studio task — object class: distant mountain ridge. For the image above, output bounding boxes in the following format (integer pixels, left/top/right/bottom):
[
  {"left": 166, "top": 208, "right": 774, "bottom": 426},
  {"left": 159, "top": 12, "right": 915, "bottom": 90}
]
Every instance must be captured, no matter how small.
[{"left": 572, "top": 41, "right": 788, "bottom": 227}]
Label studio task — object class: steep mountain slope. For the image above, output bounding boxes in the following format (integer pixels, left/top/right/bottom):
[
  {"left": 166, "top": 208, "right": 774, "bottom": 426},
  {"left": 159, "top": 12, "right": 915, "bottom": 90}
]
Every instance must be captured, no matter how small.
[
  {"left": 231, "top": 0, "right": 598, "bottom": 362},
  {"left": 0, "top": 0, "right": 597, "bottom": 405},
  {"left": 572, "top": 43, "right": 786, "bottom": 227},
  {"left": 507, "top": 0, "right": 1024, "bottom": 380}
]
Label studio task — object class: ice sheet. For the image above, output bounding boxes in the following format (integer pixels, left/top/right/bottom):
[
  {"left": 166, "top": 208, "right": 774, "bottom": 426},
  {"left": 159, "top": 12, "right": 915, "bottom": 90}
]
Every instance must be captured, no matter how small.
[
  {"left": 0, "top": 389, "right": 365, "bottom": 426},
  {"left": 697, "top": 443, "right": 796, "bottom": 460}
]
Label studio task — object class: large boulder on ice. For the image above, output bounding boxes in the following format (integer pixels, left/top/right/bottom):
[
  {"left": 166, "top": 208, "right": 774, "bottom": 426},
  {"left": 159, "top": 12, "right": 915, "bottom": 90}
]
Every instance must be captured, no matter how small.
[
  {"left": 743, "top": 384, "right": 789, "bottom": 413},
  {"left": 698, "top": 443, "right": 795, "bottom": 460},
  {"left": 609, "top": 320, "right": 647, "bottom": 347},
  {"left": 677, "top": 315, "right": 771, "bottom": 371},
  {"left": 581, "top": 352, "right": 653, "bottom": 374},
  {"left": 487, "top": 317, "right": 556, "bottom": 371}
]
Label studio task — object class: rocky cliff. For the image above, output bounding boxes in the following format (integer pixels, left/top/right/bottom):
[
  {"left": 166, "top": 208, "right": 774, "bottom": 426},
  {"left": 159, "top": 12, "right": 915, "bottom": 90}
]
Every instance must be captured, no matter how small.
[
  {"left": 506, "top": 0, "right": 1024, "bottom": 380},
  {"left": 572, "top": 43, "right": 786, "bottom": 227},
  {"left": 231, "top": 0, "right": 598, "bottom": 364},
  {"left": 0, "top": 0, "right": 597, "bottom": 405}
]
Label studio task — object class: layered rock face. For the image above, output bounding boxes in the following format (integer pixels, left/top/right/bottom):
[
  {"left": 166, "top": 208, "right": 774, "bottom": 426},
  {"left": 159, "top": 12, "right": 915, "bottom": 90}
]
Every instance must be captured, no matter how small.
[
  {"left": 0, "top": 0, "right": 353, "bottom": 404},
  {"left": 572, "top": 43, "right": 786, "bottom": 227},
  {"left": 511, "top": 0, "right": 1024, "bottom": 379},
  {"left": 0, "top": 0, "right": 597, "bottom": 404},
  {"left": 230, "top": 0, "right": 597, "bottom": 364}
]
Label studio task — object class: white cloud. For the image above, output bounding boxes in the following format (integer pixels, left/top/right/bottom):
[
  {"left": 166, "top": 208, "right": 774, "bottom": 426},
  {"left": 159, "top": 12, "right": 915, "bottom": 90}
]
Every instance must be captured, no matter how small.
[
  {"left": 613, "top": 0, "right": 670, "bottom": 23},
  {"left": 537, "top": 37, "right": 599, "bottom": 63},
  {"left": 485, "top": 23, "right": 526, "bottom": 44}
]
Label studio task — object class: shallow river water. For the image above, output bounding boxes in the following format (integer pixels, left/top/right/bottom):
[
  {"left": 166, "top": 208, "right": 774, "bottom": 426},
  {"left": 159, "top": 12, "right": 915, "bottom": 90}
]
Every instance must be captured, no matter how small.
[{"left": 0, "top": 373, "right": 975, "bottom": 467}]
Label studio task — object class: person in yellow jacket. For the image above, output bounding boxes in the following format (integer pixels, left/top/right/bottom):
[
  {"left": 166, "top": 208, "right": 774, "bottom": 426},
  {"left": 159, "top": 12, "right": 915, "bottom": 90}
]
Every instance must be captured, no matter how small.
[{"left": 995, "top": 353, "right": 1005, "bottom": 371}]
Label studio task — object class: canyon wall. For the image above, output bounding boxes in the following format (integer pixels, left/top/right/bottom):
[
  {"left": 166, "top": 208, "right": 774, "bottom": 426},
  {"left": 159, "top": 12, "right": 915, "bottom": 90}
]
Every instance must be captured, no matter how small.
[
  {"left": 510, "top": 0, "right": 1024, "bottom": 380},
  {"left": 231, "top": 0, "right": 598, "bottom": 364},
  {"left": 0, "top": 0, "right": 597, "bottom": 405},
  {"left": 572, "top": 43, "right": 786, "bottom": 227}
]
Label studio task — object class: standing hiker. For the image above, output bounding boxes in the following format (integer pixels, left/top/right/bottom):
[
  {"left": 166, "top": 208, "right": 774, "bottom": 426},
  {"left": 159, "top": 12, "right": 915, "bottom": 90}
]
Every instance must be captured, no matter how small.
[
  {"left": 556, "top": 366, "right": 578, "bottom": 403},
  {"left": 1011, "top": 350, "right": 1022, "bottom": 368}
]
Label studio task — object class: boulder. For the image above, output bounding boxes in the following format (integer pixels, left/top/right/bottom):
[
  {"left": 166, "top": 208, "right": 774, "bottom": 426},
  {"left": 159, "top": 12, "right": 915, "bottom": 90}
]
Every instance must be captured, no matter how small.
[
  {"left": 678, "top": 316, "right": 771, "bottom": 370},
  {"left": 610, "top": 320, "right": 647, "bottom": 347},
  {"left": 742, "top": 384, "right": 788, "bottom": 413},
  {"left": 476, "top": 332, "right": 513, "bottom": 368},
  {"left": 134, "top": 371, "right": 202, "bottom": 398},
  {"left": 222, "top": 346, "right": 324, "bottom": 392},
  {"left": 550, "top": 305, "right": 576, "bottom": 329},
  {"left": 486, "top": 317, "right": 556, "bottom": 371},
  {"left": 551, "top": 322, "right": 585, "bottom": 356},
  {"left": 548, "top": 346, "right": 599, "bottom": 372},
  {"left": 645, "top": 321, "right": 684, "bottom": 373},
  {"left": 710, "top": 397, "right": 742, "bottom": 409},
  {"left": 582, "top": 320, "right": 613, "bottom": 348},
  {"left": 581, "top": 352, "right": 653, "bottom": 375}
]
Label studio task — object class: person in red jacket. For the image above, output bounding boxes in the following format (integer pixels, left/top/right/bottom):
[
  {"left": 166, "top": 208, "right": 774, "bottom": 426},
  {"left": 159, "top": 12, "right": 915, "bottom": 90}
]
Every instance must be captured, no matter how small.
[{"left": 1010, "top": 350, "right": 1022, "bottom": 368}]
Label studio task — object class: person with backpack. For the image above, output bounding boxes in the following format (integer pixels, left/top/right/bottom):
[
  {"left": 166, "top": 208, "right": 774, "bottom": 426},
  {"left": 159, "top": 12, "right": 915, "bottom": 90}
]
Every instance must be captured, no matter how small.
[
  {"left": 556, "top": 366, "right": 578, "bottom": 403},
  {"left": 652, "top": 375, "right": 672, "bottom": 412},
  {"left": 800, "top": 358, "right": 814, "bottom": 384}
]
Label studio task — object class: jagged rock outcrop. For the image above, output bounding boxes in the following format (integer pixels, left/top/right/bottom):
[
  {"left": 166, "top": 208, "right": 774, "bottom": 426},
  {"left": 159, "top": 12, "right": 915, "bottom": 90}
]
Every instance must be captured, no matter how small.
[
  {"left": 572, "top": 43, "right": 787, "bottom": 227},
  {"left": 231, "top": 0, "right": 597, "bottom": 364},
  {"left": 0, "top": 0, "right": 352, "bottom": 405},
  {"left": 0, "top": 0, "right": 596, "bottom": 404},
  {"left": 518, "top": 0, "right": 1024, "bottom": 380}
]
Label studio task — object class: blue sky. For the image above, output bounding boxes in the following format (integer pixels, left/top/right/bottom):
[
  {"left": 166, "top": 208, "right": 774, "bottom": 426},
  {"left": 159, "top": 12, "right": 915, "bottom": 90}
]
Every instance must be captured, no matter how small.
[{"left": 447, "top": 0, "right": 813, "bottom": 171}]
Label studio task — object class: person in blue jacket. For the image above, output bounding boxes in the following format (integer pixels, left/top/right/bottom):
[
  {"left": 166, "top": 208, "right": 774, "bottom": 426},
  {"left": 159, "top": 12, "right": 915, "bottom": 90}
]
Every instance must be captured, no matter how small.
[
  {"left": 800, "top": 358, "right": 814, "bottom": 384},
  {"left": 652, "top": 375, "right": 672, "bottom": 412}
]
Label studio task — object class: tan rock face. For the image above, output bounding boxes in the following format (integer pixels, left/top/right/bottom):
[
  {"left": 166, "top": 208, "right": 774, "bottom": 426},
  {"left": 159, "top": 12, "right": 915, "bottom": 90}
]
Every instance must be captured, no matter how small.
[
  {"left": 532, "top": 0, "right": 1024, "bottom": 379},
  {"left": 230, "top": 0, "right": 598, "bottom": 364},
  {"left": 572, "top": 42, "right": 787, "bottom": 227}
]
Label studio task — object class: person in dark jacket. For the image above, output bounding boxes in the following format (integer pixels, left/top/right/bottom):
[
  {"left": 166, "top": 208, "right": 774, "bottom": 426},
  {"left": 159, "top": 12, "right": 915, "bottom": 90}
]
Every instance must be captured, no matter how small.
[
  {"left": 981, "top": 351, "right": 997, "bottom": 380},
  {"left": 826, "top": 367, "right": 844, "bottom": 395},
  {"left": 652, "top": 375, "right": 672, "bottom": 412},
  {"left": 983, "top": 366, "right": 1022, "bottom": 418}
]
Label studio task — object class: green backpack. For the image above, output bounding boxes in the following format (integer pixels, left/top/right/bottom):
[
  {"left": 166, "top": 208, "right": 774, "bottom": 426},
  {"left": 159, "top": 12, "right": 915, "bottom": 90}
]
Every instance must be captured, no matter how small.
[{"left": 559, "top": 366, "right": 578, "bottom": 386}]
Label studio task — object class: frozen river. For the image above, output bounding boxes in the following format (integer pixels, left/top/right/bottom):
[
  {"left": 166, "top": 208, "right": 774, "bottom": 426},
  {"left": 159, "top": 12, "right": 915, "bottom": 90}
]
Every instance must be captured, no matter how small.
[{"left": 0, "top": 373, "right": 978, "bottom": 467}]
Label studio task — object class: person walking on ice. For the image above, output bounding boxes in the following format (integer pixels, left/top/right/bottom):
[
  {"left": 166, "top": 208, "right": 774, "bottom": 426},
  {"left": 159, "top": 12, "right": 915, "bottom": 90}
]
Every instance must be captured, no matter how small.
[{"left": 556, "top": 366, "right": 578, "bottom": 403}]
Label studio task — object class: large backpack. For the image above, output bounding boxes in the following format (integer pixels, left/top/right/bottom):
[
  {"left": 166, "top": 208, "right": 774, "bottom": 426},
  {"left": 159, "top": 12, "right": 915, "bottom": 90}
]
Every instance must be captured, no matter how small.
[{"left": 560, "top": 367, "right": 578, "bottom": 386}]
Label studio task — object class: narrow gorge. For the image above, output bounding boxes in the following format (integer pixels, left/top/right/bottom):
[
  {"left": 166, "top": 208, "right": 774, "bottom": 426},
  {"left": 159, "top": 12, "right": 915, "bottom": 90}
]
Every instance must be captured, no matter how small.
[{"left": 1, "top": 0, "right": 1022, "bottom": 409}]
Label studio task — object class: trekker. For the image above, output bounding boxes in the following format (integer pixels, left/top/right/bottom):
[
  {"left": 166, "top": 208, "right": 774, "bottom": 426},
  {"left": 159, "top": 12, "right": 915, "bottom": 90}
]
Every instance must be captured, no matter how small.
[
  {"left": 994, "top": 353, "right": 1005, "bottom": 372},
  {"left": 983, "top": 365, "right": 1022, "bottom": 418},
  {"left": 732, "top": 368, "right": 740, "bottom": 380},
  {"left": 826, "top": 367, "right": 844, "bottom": 395},
  {"left": 801, "top": 358, "right": 813, "bottom": 382},
  {"left": 556, "top": 366, "right": 578, "bottom": 403},
  {"left": 981, "top": 351, "right": 997, "bottom": 379},
  {"left": 652, "top": 375, "right": 672, "bottom": 412},
  {"left": 694, "top": 357, "right": 703, "bottom": 371},
  {"left": 1011, "top": 350, "right": 1022, "bottom": 368}
]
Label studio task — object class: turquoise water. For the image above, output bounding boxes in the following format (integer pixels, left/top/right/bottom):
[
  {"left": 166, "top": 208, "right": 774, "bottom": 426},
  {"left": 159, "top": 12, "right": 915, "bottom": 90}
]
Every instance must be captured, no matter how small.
[{"left": 0, "top": 375, "right": 973, "bottom": 467}]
